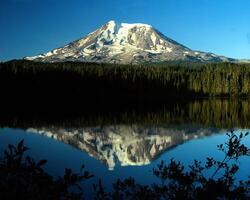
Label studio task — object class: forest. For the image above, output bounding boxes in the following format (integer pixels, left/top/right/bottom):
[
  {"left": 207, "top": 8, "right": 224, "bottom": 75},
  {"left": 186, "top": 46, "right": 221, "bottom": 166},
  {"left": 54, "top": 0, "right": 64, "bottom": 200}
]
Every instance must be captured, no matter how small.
[
  {"left": 1, "top": 60, "right": 250, "bottom": 121},
  {"left": 1, "top": 60, "right": 250, "bottom": 99}
]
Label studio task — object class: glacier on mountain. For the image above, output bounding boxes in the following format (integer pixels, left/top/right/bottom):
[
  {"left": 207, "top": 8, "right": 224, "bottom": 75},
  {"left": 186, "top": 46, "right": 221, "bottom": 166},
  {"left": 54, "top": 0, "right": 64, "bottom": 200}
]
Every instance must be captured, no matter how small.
[{"left": 25, "top": 20, "right": 234, "bottom": 64}]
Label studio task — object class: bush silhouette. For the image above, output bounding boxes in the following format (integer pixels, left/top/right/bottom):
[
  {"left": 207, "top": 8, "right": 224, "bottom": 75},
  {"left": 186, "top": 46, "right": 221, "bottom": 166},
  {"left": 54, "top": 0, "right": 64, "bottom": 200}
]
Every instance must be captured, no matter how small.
[{"left": 0, "top": 132, "right": 249, "bottom": 200}]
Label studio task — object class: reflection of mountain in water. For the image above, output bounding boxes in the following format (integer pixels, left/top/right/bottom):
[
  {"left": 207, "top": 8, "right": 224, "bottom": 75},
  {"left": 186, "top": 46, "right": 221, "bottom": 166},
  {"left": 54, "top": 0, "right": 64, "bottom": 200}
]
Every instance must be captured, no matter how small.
[{"left": 27, "top": 126, "right": 221, "bottom": 170}]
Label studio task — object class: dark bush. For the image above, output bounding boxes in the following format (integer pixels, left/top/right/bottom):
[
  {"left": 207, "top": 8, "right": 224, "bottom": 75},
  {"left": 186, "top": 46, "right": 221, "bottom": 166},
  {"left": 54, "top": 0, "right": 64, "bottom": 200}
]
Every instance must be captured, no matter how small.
[{"left": 0, "top": 132, "right": 249, "bottom": 199}]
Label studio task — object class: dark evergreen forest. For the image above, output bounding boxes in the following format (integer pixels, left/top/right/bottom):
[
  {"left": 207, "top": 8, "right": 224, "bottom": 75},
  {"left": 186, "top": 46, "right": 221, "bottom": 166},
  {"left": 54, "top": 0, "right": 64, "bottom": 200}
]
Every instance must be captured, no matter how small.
[
  {"left": 1, "top": 60, "right": 250, "bottom": 128},
  {"left": 1, "top": 60, "right": 250, "bottom": 100}
]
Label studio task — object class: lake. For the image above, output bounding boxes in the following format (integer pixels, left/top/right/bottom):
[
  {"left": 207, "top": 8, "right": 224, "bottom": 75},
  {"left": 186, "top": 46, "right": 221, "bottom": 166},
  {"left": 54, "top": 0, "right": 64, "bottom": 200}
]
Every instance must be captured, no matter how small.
[{"left": 0, "top": 99, "right": 250, "bottom": 198}]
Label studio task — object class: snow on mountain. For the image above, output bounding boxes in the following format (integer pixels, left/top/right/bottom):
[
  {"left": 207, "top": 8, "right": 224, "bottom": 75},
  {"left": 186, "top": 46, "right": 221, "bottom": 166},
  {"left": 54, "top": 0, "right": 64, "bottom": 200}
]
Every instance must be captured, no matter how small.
[{"left": 24, "top": 20, "right": 235, "bottom": 64}]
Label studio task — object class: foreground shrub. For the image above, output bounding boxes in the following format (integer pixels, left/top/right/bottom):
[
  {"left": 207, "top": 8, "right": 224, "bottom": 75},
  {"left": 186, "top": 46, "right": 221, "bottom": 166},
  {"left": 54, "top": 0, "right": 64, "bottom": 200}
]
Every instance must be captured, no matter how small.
[{"left": 0, "top": 131, "right": 249, "bottom": 199}]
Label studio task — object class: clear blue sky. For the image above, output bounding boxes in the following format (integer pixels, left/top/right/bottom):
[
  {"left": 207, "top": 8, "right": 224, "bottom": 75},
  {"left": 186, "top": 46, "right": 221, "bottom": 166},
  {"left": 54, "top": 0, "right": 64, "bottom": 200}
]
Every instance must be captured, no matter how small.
[{"left": 1, "top": 0, "right": 250, "bottom": 61}]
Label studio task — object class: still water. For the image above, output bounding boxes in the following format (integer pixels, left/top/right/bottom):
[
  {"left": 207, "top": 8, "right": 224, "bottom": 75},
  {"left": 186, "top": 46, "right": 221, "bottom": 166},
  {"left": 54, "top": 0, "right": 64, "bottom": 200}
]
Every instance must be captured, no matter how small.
[{"left": 0, "top": 99, "right": 250, "bottom": 196}]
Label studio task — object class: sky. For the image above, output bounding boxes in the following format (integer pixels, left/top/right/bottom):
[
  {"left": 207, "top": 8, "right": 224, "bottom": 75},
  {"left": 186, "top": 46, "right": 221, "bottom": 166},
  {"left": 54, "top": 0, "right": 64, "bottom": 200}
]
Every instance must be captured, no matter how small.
[{"left": 0, "top": 0, "right": 250, "bottom": 61}]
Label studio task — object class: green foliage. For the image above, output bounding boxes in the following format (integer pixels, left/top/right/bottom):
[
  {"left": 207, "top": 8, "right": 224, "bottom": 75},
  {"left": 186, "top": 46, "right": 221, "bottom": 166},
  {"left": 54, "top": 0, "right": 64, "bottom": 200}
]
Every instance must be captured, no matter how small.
[
  {"left": 1, "top": 60, "right": 250, "bottom": 98},
  {"left": 0, "top": 132, "right": 249, "bottom": 199}
]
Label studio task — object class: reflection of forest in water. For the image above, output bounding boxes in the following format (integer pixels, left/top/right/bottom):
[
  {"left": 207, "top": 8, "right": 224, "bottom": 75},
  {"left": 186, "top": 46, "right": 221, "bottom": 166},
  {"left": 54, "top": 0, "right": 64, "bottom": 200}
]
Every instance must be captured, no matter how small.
[
  {"left": 1, "top": 99, "right": 250, "bottom": 128},
  {"left": 1, "top": 98, "right": 249, "bottom": 170}
]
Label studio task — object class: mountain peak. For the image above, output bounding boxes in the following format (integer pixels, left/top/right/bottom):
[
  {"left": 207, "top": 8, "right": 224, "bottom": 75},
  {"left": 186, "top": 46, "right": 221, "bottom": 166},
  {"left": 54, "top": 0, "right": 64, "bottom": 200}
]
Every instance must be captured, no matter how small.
[
  {"left": 121, "top": 22, "right": 152, "bottom": 29},
  {"left": 105, "top": 20, "right": 116, "bottom": 27},
  {"left": 24, "top": 21, "right": 235, "bottom": 64},
  {"left": 105, "top": 20, "right": 152, "bottom": 28},
  {"left": 103, "top": 20, "right": 153, "bottom": 34},
  {"left": 107, "top": 20, "right": 116, "bottom": 24}
]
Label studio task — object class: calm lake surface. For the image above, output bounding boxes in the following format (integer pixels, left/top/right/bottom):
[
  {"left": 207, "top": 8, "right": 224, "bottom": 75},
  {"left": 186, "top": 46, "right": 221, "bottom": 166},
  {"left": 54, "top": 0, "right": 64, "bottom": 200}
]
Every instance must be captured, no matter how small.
[{"left": 0, "top": 99, "right": 250, "bottom": 197}]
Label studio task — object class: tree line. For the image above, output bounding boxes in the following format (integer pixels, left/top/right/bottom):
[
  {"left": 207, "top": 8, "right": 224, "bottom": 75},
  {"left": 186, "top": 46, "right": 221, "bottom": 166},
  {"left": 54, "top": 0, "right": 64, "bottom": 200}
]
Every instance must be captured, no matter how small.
[
  {"left": 0, "top": 60, "right": 250, "bottom": 107},
  {"left": 1, "top": 60, "right": 250, "bottom": 99}
]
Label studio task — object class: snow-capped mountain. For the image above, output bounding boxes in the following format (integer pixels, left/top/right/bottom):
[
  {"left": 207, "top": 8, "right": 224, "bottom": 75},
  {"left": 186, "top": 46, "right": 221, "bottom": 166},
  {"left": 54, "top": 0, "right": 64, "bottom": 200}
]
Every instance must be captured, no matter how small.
[{"left": 25, "top": 20, "right": 235, "bottom": 64}]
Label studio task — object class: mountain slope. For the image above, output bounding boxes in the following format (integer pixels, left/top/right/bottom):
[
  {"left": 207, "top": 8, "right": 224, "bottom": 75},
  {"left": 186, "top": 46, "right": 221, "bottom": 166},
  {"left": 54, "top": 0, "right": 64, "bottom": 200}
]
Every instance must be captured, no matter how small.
[{"left": 24, "top": 20, "right": 235, "bottom": 64}]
